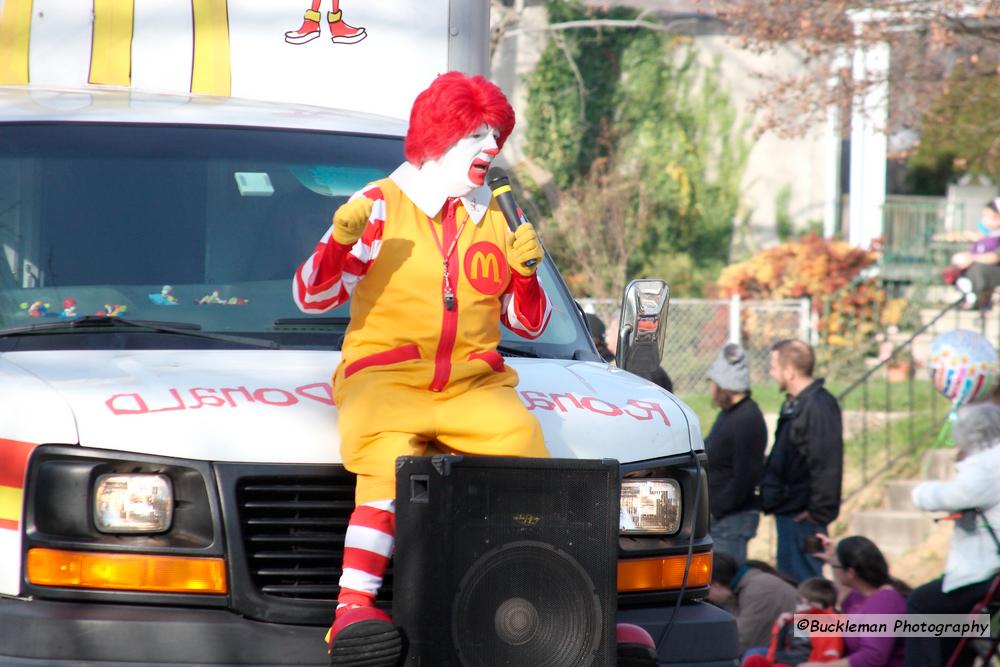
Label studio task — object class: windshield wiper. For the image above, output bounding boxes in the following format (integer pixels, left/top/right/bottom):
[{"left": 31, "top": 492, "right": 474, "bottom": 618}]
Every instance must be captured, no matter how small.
[
  {"left": 274, "top": 317, "right": 351, "bottom": 328},
  {"left": 0, "top": 316, "right": 278, "bottom": 349},
  {"left": 496, "top": 344, "right": 541, "bottom": 359}
]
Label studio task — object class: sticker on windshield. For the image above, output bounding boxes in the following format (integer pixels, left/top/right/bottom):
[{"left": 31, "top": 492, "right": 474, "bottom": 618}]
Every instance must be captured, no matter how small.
[
  {"left": 19, "top": 300, "right": 50, "bottom": 318},
  {"left": 60, "top": 298, "right": 78, "bottom": 318},
  {"left": 195, "top": 290, "right": 249, "bottom": 305},
  {"left": 97, "top": 304, "right": 128, "bottom": 317},
  {"left": 149, "top": 286, "right": 179, "bottom": 306}
]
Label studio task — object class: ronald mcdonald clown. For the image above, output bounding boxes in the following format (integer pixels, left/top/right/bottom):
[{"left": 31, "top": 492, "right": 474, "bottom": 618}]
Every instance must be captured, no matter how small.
[{"left": 293, "top": 71, "right": 552, "bottom": 664}]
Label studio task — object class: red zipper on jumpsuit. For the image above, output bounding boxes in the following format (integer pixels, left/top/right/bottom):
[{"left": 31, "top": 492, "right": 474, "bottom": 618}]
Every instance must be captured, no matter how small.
[{"left": 430, "top": 211, "right": 460, "bottom": 392}]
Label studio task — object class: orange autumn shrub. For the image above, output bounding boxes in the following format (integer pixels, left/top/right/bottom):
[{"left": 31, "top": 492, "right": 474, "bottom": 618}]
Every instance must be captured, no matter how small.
[
  {"left": 716, "top": 235, "right": 906, "bottom": 354},
  {"left": 717, "top": 234, "right": 876, "bottom": 302}
]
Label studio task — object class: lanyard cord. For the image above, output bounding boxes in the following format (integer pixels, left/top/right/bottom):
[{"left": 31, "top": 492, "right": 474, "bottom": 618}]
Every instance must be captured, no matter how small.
[
  {"left": 427, "top": 201, "right": 469, "bottom": 310},
  {"left": 427, "top": 203, "right": 469, "bottom": 262}
]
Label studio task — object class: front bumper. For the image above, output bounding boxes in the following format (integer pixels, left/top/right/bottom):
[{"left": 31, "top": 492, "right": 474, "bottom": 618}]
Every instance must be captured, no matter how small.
[
  {"left": 0, "top": 597, "right": 737, "bottom": 666},
  {"left": 0, "top": 597, "right": 329, "bottom": 666},
  {"left": 620, "top": 600, "right": 739, "bottom": 666}
]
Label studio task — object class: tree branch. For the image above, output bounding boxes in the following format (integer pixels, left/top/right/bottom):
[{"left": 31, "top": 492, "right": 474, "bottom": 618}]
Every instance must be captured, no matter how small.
[
  {"left": 502, "top": 17, "right": 703, "bottom": 40},
  {"left": 553, "top": 31, "right": 587, "bottom": 125}
]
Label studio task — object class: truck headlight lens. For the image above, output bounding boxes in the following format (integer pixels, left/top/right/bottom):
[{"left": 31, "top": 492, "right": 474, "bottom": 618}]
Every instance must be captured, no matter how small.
[
  {"left": 620, "top": 479, "right": 681, "bottom": 535},
  {"left": 94, "top": 474, "right": 173, "bottom": 533}
]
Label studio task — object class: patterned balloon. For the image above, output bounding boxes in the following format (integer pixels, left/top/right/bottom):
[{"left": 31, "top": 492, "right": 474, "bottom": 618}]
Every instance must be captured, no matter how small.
[{"left": 928, "top": 329, "right": 1000, "bottom": 407}]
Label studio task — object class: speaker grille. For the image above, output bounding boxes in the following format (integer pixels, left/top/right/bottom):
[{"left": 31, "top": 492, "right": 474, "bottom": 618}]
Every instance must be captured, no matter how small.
[
  {"left": 394, "top": 457, "right": 619, "bottom": 666},
  {"left": 452, "top": 541, "right": 602, "bottom": 667}
]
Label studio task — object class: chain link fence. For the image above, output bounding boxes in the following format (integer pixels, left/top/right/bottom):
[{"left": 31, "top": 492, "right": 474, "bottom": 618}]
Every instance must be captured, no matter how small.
[{"left": 579, "top": 297, "right": 812, "bottom": 394}]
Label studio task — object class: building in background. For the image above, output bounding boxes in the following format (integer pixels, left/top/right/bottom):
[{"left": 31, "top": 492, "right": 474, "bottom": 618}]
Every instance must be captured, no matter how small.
[{"left": 491, "top": 0, "right": 842, "bottom": 257}]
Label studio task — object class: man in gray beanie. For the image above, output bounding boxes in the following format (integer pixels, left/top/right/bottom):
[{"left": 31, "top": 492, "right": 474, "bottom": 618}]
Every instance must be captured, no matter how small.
[
  {"left": 708, "top": 343, "right": 752, "bottom": 394},
  {"left": 704, "top": 343, "right": 768, "bottom": 561}
]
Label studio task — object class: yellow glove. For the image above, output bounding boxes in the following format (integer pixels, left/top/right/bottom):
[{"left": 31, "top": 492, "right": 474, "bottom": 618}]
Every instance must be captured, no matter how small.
[
  {"left": 507, "top": 223, "right": 544, "bottom": 277},
  {"left": 331, "top": 197, "right": 374, "bottom": 246}
]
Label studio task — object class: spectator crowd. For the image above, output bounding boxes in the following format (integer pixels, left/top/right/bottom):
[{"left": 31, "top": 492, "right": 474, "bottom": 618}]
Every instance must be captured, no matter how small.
[
  {"left": 694, "top": 337, "right": 999, "bottom": 667},
  {"left": 584, "top": 312, "right": 1000, "bottom": 666}
]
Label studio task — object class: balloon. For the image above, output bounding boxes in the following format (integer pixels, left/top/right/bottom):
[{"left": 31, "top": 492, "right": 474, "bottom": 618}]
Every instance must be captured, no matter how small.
[{"left": 928, "top": 329, "right": 1000, "bottom": 407}]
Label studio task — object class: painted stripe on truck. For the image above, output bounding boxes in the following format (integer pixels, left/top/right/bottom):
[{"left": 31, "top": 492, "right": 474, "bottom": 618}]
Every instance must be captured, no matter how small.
[
  {"left": 0, "top": 0, "right": 32, "bottom": 84},
  {"left": 191, "top": 0, "right": 231, "bottom": 95},
  {"left": 0, "top": 439, "right": 39, "bottom": 530},
  {"left": 89, "top": 0, "right": 135, "bottom": 86}
]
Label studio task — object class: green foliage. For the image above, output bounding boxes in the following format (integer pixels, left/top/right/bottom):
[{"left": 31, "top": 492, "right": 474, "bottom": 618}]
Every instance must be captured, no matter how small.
[
  {"left": 523, "top": 1, "right": 752, "bottom": 297},
  {"left": 524, "top": 1, "right": 639, "bottom": 187},
  {"left": 803, "top": 219, "right": 824, "bottom": 237},
  {"left": 640, "top": 252, "right": 723, "bottom": 299},
  {"left": 617, "top": 42, "right": 750, "bottom": 281},
  {"left": 904, "top": 152, "right": 955, "bottom": 196},
  {"left": 775, "top": 185, "right": 794, "bottom": 242},
  {"left": 909, "top": 62, "right": 1000, "bottom": 189}
]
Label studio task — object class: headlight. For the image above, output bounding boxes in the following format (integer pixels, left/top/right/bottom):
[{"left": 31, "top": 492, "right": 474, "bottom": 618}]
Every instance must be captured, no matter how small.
[
  {"left": 94, "top": 474, "right": 173, "bottom": 533},
  {"left": 620, "top": 478, "right": 681, "bottom": 535}
]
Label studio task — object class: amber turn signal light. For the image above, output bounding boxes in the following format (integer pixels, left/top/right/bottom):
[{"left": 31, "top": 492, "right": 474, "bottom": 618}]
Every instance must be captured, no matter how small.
[
  {"left": 618, "top": 552, "right": 713, "bottom": 593},
  {"left": 27, "top": 547, "right": 227, "bottom": 594}
]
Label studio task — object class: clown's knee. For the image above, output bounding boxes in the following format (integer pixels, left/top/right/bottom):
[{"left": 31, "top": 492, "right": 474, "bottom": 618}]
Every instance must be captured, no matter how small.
[{"left": 502, "top": 410, "right": 549, "bottom": 458}]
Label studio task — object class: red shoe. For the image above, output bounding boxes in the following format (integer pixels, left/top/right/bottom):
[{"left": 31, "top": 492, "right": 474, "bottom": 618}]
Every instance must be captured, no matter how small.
[
  {"left": 285, "top": 9, "right": 322, "bottom": 45},
  {"left": 328, "top": 10, "right": 367, "bottom": 44},
  {"left": 325, "top": 606, "right": 402, "bottom": 666}
]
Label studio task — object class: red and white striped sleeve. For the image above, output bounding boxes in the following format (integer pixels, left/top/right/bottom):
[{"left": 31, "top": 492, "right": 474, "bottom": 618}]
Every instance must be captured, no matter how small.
[
  {"left": 292, "top": 186, "right": 386, "bottom": 313},
  {"left": 501, "top": 273, "right": 553, "bottom": 339}
]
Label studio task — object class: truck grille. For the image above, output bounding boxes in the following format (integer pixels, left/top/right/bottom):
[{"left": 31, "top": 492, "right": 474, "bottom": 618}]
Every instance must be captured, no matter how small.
[{"left": 235, "top": 472, "right": 393, "bottom": 604}]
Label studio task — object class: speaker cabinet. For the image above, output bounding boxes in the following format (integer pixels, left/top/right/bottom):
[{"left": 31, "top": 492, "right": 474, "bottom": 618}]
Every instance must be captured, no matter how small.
[{"left": 393, "top": 456, "right": 620, "bottom": 667}]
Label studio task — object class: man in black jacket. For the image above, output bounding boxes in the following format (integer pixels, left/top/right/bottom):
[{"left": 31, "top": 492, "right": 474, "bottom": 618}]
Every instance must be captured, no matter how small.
[{"left": 761, "top": 339, "right": 843, "bottom": 583}]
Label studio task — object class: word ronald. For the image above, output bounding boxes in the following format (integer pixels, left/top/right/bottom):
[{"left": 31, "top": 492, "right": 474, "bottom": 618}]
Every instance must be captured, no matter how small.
[{"left": 520, "top": 391, "right": 671, "bottom": 425}]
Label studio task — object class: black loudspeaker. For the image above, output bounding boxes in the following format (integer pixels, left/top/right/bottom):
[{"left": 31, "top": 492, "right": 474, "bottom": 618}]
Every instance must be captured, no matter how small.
[{"left": 393, "top": 456, "right": 620, "bottom": 667}]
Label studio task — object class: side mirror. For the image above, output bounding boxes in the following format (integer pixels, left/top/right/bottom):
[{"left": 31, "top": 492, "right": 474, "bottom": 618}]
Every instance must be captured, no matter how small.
[{"left": 616, "top": 279, "right": 670, "bottom": 376}]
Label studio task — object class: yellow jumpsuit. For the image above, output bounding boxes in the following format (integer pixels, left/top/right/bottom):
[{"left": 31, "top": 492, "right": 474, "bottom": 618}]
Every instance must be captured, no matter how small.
[{"left": 294, "top": 177, "right": 551, "bottom": 504}]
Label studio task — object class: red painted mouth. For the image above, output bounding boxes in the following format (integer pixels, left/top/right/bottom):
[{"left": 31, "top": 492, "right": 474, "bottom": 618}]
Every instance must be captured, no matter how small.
[{"left": 469, "top": 158, "right": 491, "bottom": 185}]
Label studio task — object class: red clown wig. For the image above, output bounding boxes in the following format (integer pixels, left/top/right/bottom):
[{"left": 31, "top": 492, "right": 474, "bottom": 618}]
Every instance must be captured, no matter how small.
[{"left": 405, "top": 71, "right": 515, "bottom": 166}]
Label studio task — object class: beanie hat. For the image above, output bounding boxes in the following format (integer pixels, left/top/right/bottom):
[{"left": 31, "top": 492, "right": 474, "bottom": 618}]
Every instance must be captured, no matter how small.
[{"left": 707, "top": 343, "right": 750, "bottom": 392}]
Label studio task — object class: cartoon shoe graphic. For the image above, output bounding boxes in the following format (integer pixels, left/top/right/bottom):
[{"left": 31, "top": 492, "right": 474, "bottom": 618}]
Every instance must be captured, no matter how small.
[
  {"left": 285, "top": 8, "right": 322, "bottom": 45},
  {"left": 328, "top": 10, "right": 366, "bottom": 44}
]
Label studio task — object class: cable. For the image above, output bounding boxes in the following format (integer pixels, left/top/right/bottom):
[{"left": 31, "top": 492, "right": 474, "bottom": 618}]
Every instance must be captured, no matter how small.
[{"left": 656, "top": 393, "right": 704, "bottom": 654}]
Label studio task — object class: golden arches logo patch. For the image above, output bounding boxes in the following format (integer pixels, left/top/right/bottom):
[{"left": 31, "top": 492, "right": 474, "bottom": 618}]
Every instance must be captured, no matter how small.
[{"left": 463, "top": 242, "right": 508, "bottom": 296}]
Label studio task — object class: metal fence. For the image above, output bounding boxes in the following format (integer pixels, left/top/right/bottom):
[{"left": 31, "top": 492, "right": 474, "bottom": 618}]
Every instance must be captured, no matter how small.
[
  {"left": 584, "top": 289, "right": 996, "bottom": 503},
  {"left": 579, "top": 296, "right": 812, "bottom": 394},
  {"left": 880, "top": 196, "right": 966, "bottom": 284}
]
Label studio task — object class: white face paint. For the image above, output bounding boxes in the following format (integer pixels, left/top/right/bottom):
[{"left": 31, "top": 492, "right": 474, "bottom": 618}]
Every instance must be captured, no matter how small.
[{"left": 418, "top": 123, "right": 500, "bottom": 198}]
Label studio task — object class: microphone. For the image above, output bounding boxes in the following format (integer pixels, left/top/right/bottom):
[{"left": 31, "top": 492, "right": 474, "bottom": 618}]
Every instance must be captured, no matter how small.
[{"left": 487, "top": 167, "right": 538, "bottom": 268}]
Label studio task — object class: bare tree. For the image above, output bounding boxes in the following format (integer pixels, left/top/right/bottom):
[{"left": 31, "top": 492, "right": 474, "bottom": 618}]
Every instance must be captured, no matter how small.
[
  {"left": 541, "top": 157, "right": 648, "bottom": 299},
  {"left": 702, "top": 0, "right": 1000, "bottom": 138}
]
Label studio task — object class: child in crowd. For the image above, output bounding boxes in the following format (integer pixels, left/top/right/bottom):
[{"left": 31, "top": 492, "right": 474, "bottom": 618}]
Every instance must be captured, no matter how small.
[
  {"left": 743, "top": 577, "right": 844, "bottom": 667},
  {"left": 944, "top": 198, "right": 1000, "bottom": 309}
]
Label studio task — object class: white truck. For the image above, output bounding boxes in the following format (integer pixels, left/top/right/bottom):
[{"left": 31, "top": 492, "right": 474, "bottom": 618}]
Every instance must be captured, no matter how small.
[{"left": 0, "top": 1, "right": 737, "bottom": 664}]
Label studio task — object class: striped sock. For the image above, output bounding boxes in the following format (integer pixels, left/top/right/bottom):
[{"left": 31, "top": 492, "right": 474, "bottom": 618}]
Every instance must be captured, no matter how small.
[{"left": 336, "top": 499, "right": 395, "bottom": 615}]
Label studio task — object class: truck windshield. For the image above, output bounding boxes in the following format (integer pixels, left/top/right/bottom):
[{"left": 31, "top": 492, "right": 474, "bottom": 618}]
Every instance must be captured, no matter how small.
[{"left": 0, "top": 123, "right": 594, "bottom": 359}]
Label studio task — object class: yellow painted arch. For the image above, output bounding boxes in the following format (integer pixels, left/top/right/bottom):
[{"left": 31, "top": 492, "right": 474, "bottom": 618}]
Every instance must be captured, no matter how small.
[
  {"left": 191, "top": 0, "right": 231, "bottom": 96},
  {"left": 0, "top": 0, "right": 32, "bottom": 84},
  {"left": 90, "top": 0, "right": 135, "bottom": 86}
]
